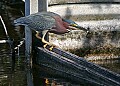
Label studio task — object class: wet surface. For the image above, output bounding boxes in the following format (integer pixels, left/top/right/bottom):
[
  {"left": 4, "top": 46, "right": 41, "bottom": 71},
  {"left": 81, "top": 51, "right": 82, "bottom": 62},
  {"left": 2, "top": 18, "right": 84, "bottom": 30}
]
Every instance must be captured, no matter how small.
[
  {"left": 98, "top": 59, "right": 120, "bottom": 74},
  {"left": 0, "top": 4, "right": 27, "bottom": 85},
  {"left": 0, "top": 44, "right": 27, "bottom": 86}
]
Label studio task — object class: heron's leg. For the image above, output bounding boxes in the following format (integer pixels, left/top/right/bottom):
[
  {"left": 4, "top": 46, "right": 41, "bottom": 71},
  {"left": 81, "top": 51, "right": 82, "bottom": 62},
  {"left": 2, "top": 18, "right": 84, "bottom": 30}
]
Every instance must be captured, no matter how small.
[
  {"left": 42, "top": 30, "right": 57, "bottom": 50},
  {"left": 35, "top": 31, "right": 50, "bottom": 46},
  {"left": 41, "top": 30, "right": 50, "bottom": 44},
  {"left": 35, "top": 31, "right": 49, "bottom": 48},
  {"left": 35, "top": 30, "right": 57, "bottom": 50},
  {"left": 35, "top": 30, "right": 50, "bottom": 46},
  {"left": 45, "top": 78, "right": 49, "bottom": 85},
  {"left": 35, "top": 31, "right": 42, "bottom": 40}
]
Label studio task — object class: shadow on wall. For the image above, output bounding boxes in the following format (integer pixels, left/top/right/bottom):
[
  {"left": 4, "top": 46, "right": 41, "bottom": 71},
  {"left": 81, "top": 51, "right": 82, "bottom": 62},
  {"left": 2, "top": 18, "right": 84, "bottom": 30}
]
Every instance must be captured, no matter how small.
[
  {"left": 65, "top": 7, "right": 71, "bottom": 19},
  {"left": 88, "top": 0, "right": 117, "bottom": 10},
  {"left": 90, "top": 0, "right": 116, "bottom": 2}
]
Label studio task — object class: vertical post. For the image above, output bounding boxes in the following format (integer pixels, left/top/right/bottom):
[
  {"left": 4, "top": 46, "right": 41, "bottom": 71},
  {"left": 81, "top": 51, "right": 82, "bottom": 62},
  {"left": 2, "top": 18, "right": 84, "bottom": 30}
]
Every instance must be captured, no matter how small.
[
  {"left": 25, "top": 0, "right": 33, "bottom": 86},
  {"left": 25, "top": 0, "right": 48, "bottom": 63},
  {"left": 25, "top": 0, "right": 31, "bottom": 63},
  {"left": 25, "top": 0, "right": 48, "bottom": 86}
]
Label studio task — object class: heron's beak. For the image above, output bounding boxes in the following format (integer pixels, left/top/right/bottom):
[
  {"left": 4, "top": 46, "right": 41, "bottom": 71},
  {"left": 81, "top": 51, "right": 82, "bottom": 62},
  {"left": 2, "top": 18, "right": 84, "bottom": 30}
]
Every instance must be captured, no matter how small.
[
  {"left": 70, "top": 24, "right": 78, "bottom": 27},
  {"left": 69, "top": 24, "right": 89, "bottom": 32},
  {"left": 68, "top": 24, "right": 79, "bottom": 30}
]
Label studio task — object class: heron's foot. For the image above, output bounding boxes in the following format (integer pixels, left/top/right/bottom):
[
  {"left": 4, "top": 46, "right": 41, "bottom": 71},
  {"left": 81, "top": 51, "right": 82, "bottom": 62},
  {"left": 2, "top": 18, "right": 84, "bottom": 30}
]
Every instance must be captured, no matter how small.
[
  {"left": 43, "top": 44, "right": 48, "bottom": 48},
  {"left": 49, "top": 45, "right": 55, "bottom": 51},
  {"left": 45, "top": 78, "right": 49, "bottom": 85},
  {"left": 49, "top": 44, "right": 58, "bottom": 51},
  {"left": 43, "top": 43, "right": 58, "bottom": 50}
]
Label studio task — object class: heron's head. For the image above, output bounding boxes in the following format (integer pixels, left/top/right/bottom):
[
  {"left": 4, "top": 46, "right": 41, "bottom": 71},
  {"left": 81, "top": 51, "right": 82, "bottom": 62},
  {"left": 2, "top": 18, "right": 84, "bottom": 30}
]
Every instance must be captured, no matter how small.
[
  {"left": 62, "top": 19, "right": 80, "bottom": 30},
  {"left": 62, "top": 19, "right": 89, "bottom": 32},
  {"left": 62, "top": 19, "right": 78, "bottom": 26}
]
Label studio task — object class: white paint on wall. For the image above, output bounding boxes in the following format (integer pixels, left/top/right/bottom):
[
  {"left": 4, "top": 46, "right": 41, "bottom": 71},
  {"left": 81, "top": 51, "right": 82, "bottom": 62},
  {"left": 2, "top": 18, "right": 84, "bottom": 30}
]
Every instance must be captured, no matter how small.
[{"left": 48, "top": 4, "right": 120, "bottom": 16}]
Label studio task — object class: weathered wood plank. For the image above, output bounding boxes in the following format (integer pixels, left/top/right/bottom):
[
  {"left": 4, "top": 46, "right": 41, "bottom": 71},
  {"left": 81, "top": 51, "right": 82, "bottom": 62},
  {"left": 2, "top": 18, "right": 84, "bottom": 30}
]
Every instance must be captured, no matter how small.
[
  {"left": 45, "top": 45, "right": 120, "bottom": 83},
  {"left": 34, "top": 46, "right": 120, "bottom": 85},
  {"left": 35, "top": 47, "right": 102, "bottom": 85}
]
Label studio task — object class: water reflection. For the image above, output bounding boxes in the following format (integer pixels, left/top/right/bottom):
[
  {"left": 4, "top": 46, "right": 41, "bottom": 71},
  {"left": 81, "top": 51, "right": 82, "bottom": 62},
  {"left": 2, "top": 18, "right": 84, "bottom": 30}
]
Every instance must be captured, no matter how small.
[
  {"left": 99, "top": 59, "right": 120, "bottom": 74},
  {"left": 0, "top": 44, "right": 27, "bottom": 86},
  {"left": 33, "top": 64, "right": 81, "bottom": 86},
  {"left": 87, "top": 57, "right": 120, "bottom": 74}
]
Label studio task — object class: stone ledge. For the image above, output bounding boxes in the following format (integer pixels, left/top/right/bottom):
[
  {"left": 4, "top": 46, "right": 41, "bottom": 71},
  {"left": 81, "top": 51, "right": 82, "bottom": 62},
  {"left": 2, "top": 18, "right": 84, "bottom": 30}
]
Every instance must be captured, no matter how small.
[{"left": 49, "top": 30, "right": 120, "bottom": 50}]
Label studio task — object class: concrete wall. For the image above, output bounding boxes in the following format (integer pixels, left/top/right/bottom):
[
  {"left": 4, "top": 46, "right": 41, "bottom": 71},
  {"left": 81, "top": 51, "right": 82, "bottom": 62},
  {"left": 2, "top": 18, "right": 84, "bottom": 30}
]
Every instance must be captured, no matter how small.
[
  {"left": 48, "top": 0, "right": 120, "bottom": 5},
  {"left": 47, "top": 1, "right": 120, "bottom": 52},
  {"left": 49, "top": 30, "right": 120, "bottom": 50},
  {"left": 48, "top": 3, "right": 120, "bottom": 29},
  {"left": 48, "top": 4, "right": 120, "bottom": 16}
]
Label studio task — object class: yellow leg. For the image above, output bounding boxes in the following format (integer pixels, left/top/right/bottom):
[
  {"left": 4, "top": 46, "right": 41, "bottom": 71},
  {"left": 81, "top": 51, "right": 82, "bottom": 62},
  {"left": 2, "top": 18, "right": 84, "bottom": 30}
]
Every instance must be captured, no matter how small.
[
  {"left": 41, "top": 30, "right": 51, "bottom": 45},
  {"left": 49, "top": 46, "right": 54, "bottom": 51},
  {"left": 36, "top": 31, "right": 48, "bottom": 48},
  {"left": 35, "top": 30, "right": 58, "bottom": 50},
  {"left": 35, "top": 31, "right": 42, "bottom": 40},
  {"left": 42, "top": 30, "right": 59, "bottom": 50},
  {"left": 43, "top": 43, "right": 48, "bottom": 48},
  {"left": 45, "top": 78, "right": 49, "bottom": 85}
]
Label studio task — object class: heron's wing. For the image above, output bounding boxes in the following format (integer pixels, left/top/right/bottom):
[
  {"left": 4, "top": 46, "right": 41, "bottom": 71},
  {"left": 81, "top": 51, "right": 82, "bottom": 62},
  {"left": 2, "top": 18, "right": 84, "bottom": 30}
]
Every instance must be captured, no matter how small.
[
  {"left": 14, "top": 13, "right": 56, "bottom": 31},
  {"left": 26, "top": 15, "right": 56, "bottom": 31}
]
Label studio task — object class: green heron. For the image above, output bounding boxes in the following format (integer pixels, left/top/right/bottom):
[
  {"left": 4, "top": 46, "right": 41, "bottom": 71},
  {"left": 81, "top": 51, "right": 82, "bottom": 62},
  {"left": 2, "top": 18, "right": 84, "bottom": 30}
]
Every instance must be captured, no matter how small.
[{"left": 14, "top": 12, "right": 88, "bottom": 49}]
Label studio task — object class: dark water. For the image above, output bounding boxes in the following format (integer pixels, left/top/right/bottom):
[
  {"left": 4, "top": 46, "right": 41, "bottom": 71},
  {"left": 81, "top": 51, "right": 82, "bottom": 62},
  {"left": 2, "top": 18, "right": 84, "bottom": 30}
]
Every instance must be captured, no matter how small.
[
  {"left": 0, "top": 16, "right": 27, "bottom": 86},
  {"left": 96, "top": 59, "right": 120, "bottom": 74},
  {"left": 0, "top": 44, "right": 27, "bottom": 86},
  {"left": 0, "top": 57, "right": 27, "bottom": 86}
]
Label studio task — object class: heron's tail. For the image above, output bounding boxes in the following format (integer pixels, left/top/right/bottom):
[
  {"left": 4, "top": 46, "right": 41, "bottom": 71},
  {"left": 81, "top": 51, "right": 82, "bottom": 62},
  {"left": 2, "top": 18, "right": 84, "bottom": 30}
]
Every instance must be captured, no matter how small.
[{"left": 14, "top": 17, "right": 27, "bottom": 26}]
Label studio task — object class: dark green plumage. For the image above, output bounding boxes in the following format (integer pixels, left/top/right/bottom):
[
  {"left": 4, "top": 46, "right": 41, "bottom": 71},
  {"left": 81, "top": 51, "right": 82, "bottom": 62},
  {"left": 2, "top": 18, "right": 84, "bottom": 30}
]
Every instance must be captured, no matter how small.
[{"left": 14, "top": 12, "right": 56, "bottom": 31}]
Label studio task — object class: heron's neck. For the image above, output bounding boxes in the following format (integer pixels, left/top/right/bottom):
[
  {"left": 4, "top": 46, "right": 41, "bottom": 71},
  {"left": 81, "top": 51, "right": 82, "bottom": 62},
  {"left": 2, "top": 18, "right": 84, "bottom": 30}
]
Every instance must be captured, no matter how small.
[{"left": 51, "top": 16, "right": 68, "bottom": 34}]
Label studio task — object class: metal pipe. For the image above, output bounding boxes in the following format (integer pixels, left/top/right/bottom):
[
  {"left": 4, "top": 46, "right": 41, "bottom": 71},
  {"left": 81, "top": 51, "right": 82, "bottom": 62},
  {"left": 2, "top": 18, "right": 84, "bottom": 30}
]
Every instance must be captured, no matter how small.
[
  {"left": 0, "top": 15, "right": 9, "bottom": 38},
  {"left": 0, "top": 40, "right": 9, "bottom": 43}
]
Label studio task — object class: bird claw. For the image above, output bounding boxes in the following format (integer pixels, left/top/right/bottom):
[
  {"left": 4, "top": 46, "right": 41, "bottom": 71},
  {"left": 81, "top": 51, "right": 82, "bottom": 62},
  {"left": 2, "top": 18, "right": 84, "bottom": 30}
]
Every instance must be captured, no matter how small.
[
  {"left": 45, "top": 78, "right": 49, "bottom": 84},
  {"left": 49, "top": 46, "right": 54, "bottom": 51},
  {"left": 43, "top": 43, "right": 58, "bottom": 50},
  {"left": 49, "top": 44, "right": 57, "bottom": 51},
  {"left": 43, "top": 44, "right": 48, "bottom": 48}
]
